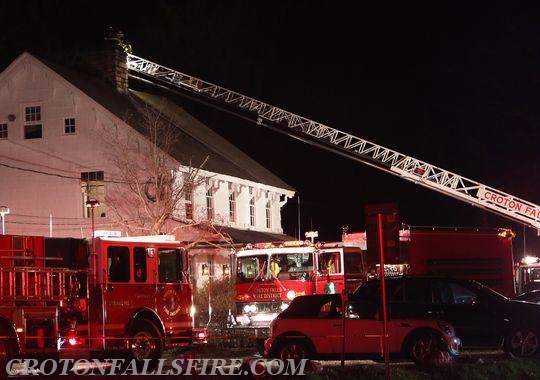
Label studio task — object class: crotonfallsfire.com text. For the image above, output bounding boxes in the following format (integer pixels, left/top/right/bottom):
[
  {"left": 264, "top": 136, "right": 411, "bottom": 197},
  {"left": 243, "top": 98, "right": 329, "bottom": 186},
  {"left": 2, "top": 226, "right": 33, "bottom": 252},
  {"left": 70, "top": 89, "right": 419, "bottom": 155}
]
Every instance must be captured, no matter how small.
[{"left": 6, "top": 358, "right": 308, "bottom": 376}]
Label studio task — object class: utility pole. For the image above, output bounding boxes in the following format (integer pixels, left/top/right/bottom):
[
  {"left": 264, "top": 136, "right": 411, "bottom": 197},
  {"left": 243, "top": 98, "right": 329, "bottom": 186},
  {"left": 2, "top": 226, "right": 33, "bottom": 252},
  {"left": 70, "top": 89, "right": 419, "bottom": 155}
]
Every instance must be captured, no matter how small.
[{"left": 86, "top": 199, "right": 100, "bottom": 283}]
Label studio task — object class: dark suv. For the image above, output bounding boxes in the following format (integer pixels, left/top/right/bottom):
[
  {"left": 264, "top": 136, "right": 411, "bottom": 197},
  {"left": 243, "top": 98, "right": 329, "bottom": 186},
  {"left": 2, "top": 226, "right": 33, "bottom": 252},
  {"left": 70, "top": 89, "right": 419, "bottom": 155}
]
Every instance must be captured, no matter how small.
[{"left": 354, "top": 276, "right": 540, "bottom": 357}]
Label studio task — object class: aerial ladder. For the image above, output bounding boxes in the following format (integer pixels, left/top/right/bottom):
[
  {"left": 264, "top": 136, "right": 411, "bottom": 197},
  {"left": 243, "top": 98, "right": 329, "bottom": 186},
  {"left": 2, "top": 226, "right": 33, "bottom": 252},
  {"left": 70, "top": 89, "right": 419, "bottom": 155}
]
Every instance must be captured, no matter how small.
[{"left": 126, "top": 54, "right": 540, "bottom": 233}]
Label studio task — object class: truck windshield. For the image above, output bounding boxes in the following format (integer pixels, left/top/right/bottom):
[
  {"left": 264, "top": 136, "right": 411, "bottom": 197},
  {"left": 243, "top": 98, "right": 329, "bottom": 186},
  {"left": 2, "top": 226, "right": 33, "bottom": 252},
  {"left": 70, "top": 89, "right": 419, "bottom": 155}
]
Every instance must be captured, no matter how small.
[{"left": 269, "top": 253, "right": 313, "bottom": 280}]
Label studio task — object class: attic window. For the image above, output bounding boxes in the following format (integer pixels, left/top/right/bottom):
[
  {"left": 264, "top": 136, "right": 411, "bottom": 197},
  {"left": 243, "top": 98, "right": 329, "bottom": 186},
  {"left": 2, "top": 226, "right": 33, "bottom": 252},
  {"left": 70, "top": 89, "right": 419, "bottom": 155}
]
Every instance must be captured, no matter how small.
[
  {"left": 64, "top": 117, "right": 76, "bottom": 134},
  {"left": 24, "top": 106, "right": 42, "bottom": 139}
]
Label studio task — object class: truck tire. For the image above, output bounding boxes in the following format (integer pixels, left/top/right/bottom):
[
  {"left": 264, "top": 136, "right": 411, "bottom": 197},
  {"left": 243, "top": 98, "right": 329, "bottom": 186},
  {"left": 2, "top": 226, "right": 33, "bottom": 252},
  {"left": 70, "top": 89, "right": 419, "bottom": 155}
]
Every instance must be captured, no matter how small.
[
  {"left": 277, "top": 339, "right": 312, "bottom": 362},
  {"left": 406, "top": 331, "right": 442, "bottom": 365},
  {"left": 506, "top": 328, "right": 539, "bottom": 358},
  {"left": 128, "top": 320, "right": 163, "bottom": 370}
]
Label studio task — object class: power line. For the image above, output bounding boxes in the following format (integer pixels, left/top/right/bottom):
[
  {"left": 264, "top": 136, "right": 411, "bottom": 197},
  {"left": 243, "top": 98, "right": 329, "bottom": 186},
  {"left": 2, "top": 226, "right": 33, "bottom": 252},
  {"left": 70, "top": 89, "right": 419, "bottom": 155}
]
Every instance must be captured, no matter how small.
[{"left": 0, "top": 162, "right": 128, "bottom": 184}]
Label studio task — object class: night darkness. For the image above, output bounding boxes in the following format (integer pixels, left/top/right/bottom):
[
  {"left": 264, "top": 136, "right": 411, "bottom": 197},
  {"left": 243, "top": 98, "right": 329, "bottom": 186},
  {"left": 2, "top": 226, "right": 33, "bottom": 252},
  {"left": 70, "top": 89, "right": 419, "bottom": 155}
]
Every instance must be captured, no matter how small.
[{"left": 2, "top": 1, "right": 540, "bottom": 255}]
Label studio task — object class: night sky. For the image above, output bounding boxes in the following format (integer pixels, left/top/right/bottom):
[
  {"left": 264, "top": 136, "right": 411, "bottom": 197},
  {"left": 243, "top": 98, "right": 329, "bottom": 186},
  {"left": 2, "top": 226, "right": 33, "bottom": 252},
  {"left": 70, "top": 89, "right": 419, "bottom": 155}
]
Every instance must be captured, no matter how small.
[{"left": 2, "top": 1, "right": 540, "bottom": 255}]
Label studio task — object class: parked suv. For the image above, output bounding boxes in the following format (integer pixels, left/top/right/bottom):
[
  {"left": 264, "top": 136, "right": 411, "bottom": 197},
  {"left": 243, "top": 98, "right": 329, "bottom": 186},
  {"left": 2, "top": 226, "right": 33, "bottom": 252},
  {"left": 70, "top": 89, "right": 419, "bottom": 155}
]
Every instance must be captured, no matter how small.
[
  {"left": 263, "top": 293, "right": 461, "bottom": 364},
  {"left": 353, "top": 276, "right": 540, "bottom": 357}
]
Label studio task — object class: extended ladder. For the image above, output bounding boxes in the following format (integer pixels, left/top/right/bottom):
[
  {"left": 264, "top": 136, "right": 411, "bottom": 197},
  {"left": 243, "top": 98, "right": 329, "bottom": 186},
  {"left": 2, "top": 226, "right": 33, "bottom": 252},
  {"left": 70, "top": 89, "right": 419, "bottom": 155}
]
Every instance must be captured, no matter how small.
[{"left": 126, "top": 54, "right": 540, "bottom": 232}]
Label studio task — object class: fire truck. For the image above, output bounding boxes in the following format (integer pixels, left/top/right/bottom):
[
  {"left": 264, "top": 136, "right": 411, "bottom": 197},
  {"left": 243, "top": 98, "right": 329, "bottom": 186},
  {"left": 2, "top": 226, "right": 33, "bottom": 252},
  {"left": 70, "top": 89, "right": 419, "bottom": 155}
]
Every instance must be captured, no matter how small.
[
  {"left": 228, "top": 239, "right": 365, "bottom": 340},
  {"left": 401, "top": 227, "right": 517, "bottom": 297},
  {"left": 0, "top": 234, "right": 201, "bottom": 371},
  {"left": 343, "top": 227, "right": 517, "bottom": 297}
]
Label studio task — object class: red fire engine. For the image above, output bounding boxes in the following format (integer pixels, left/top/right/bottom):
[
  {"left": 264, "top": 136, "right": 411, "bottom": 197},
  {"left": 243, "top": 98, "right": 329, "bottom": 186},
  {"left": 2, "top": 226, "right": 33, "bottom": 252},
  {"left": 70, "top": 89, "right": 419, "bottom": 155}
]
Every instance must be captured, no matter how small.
[
  {"left": 0, "top": 234, "right": 202, "bottom": 371},
  {"left": 228, "top": 239, "right": 365, "bottom": 340},
  {"left": 400, "top": 227, "right": 517, "bottom": 297}
]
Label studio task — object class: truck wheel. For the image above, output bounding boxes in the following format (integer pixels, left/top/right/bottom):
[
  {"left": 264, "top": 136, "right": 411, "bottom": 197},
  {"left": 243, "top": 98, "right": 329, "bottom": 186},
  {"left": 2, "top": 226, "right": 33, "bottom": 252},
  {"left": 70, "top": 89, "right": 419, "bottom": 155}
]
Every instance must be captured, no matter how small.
[
  {"left": 407, "top": 331, "right": 441, "bottom": 365},
  {"left": 277, "top": 339, "right": 312, "bottom": 362},
  {"left": 506, "top": 328, "right": 539, "bottom": 357},
  {"left": 128, "top": 320, "right": 163, "bottom": 370}
]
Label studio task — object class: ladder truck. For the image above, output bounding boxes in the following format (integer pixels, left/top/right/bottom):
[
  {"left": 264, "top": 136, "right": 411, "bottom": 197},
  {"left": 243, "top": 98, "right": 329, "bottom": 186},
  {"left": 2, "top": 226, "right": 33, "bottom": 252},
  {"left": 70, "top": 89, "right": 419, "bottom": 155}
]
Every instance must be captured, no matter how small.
[
  {"left": 0, "top": 234, "right": 202, "bottom": 374},
  {"left": 125, "top": 53, "right": 540, "bottom": 297}
]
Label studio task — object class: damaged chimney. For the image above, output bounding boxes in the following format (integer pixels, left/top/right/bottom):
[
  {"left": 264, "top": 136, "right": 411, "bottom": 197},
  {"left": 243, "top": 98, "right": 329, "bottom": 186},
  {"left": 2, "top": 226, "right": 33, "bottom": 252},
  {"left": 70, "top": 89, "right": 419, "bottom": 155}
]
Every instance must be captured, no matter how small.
[{"left": 72, "top": 29, "right": 130, "bottom": 94}]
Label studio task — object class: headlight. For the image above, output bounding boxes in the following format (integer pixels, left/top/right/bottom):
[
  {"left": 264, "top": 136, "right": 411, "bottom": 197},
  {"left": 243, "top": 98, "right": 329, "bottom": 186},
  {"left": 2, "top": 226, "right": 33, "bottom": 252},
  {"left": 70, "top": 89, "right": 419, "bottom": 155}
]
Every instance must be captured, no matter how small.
[
  {"left": 280, "top": 302, "right": 289, "bottom": 311},
  {"left": 243, "top": 304, "right": 257, "bottom": 313},
  {"left": 286, "top": 290, "right": 296, "bottom": 300}
]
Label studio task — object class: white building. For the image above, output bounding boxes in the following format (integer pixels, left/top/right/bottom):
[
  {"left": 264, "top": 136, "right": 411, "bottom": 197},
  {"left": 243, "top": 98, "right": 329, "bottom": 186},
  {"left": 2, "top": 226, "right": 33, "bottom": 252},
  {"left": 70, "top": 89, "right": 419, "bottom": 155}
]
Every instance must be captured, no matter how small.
[{"left": 0, "top": 47, "right": 295, "bottom": 284}]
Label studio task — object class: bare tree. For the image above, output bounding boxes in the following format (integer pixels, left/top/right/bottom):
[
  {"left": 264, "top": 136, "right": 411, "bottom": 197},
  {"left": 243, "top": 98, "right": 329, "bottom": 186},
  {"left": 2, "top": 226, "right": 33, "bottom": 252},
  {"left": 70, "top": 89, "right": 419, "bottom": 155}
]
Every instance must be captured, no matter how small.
[{"left": 103, "top": 103, "right": 207, "bottom": 235}]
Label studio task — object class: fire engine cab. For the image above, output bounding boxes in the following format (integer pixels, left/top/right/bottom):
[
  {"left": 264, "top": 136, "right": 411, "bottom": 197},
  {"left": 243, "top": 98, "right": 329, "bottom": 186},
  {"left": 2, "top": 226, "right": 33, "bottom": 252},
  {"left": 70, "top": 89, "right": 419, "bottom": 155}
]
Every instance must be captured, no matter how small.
[
  {"left": 0, "top": 234, "right": 202, "bottom": 371},
  {"left": 228, "top": 239, "right": 365, "bottom": 341}
]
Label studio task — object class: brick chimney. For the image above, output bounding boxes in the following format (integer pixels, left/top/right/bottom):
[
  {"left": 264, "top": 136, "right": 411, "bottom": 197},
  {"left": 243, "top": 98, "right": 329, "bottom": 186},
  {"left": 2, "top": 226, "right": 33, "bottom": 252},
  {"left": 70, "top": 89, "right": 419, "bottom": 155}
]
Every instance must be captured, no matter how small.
[{"left": 72, "top": 29, "right": 130, "bottom": 94}]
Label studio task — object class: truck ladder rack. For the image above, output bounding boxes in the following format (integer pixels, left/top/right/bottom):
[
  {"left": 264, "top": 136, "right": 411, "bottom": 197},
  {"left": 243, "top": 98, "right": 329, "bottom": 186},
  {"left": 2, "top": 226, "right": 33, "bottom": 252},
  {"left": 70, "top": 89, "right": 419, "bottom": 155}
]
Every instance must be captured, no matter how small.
[{"left": 0, "top": 267, "right": 77, "bottom": 301}]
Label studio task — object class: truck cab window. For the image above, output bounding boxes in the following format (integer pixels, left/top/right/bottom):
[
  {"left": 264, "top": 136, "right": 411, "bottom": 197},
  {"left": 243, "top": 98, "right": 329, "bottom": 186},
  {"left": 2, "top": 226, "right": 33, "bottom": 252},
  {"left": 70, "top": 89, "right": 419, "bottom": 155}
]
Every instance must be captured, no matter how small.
[
  {"left": 134, "top": 247, "right": 147, "bottom": 282},
  {"left": 158, "top": 248, "right": 183, "bottom": 283},
  {"left": 107, "top": 246, "right": 130, "bottom": 282},
  {"left": 319, "top": 251, "right": 341, "bottom": 274}
]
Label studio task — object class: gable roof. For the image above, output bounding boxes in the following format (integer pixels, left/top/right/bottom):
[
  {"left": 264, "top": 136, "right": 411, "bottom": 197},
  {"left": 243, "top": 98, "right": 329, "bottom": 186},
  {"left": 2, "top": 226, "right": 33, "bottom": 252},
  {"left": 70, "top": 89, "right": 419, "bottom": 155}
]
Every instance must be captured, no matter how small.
[{"left": 17, "top": 52, "right": 294, "bottom": 192}]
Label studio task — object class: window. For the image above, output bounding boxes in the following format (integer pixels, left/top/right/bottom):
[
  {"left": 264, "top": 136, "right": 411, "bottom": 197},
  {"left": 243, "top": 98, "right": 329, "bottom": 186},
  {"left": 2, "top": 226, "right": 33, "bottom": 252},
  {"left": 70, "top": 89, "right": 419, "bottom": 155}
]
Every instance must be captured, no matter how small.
[
  {"left": 318, "top": 251, "right": 342, "bottom": 274},
  {"left": 184, "top": 173, "right": 193, "bottom": 220},
  {"left": 344, "top": 249, "right": 364, "bottom": 274},
  {"left": 134, "top": 247, "right": 147, "bottom": 282},
  {"left": 0, "top": 124, "right": 7, "bottom": 139},
  {"left": 185, "top": 188, "right": 193, "bottom": 220},
  {"left": 270, "top": 253, "right": 313, "bottom": 280},
  {"left": 318, "top": 299, "right": 342, "bottom": 319},
  {"left": 448, "top": 282, "right": 479, "bottom": 305},
  {"left": 24, "top": 106, "right": 42, "bottom": 139},
  {"left": 228, "top": 182, "right": 236, "bottom": 223},
  {"left": 158, "top": 248, "right": 184, "bottom": 283},
  {"left": 265, "top": 193, "right": 271, "bottom": 229},
  {"left": 108, "top": 246, "right": 130, "bottom": 282},
  {"left": 249, "top": 187, "right": 256, "bottom": 227},
  {"left": 64, "top": 117, "right": 76, "bottom": 134},
  {"left": 81, "top": 171, "right": 105, "bottom": 218},
  {"left": 205, "top": 178, "right": 214, "bottom": 220}
]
